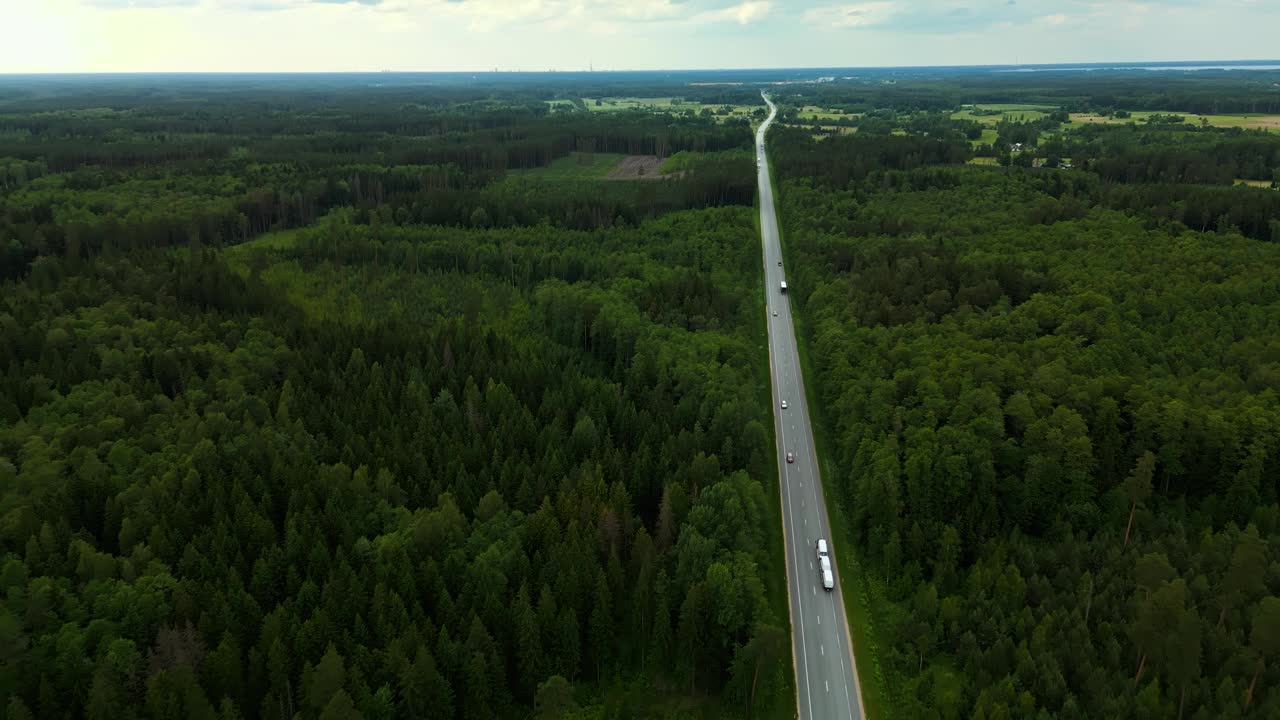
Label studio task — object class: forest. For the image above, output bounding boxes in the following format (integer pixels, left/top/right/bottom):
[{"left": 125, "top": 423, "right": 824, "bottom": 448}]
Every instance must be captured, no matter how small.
[
  {"left": 0, "top": 77, "right": 789, "bottom": 719},
  {"left": 4, "top": 65, "right": 1280, "bottom": 720},
  {"left": 769, "top": 107, "right": 1280, "bottom": 717}
]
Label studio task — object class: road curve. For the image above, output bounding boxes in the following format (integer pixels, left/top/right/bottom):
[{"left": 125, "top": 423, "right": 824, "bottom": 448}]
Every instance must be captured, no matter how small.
[{"left": 757, "top": 93, "right": 865, "bottom": 720}]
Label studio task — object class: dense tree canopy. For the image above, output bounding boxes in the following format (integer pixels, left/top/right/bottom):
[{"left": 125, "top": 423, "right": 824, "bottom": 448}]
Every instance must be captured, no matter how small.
[
  {"left": 0, "top": 78, "right": 789, "bottom": 719},
  {"left": 773, "top": 122, "right": 1280, "bottom": 719}
]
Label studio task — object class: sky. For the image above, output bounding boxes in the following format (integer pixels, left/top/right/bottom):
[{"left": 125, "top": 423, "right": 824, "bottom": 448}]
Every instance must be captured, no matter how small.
[{"left": 2, "top": 0, "right": 1278, "bottom": 73}]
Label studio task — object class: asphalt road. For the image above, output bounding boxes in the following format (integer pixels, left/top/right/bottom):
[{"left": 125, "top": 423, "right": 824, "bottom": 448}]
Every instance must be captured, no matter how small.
[{"left": 756, "top": 94, "right": 865, "bottom": 720}]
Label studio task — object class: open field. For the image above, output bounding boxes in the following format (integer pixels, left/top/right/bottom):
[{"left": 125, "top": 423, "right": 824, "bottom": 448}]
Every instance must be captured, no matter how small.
[
  {"left": 966, "top": 156, "right": 1000, "bottom": 165},
  {"left": 1068, "top": 110, "right": 1280, "bottom": 130},
  {"left": 507, "top": 151, "right": 626, "bottom": 179},
  {"left": 952, "top": 106, "right": 1051, "bottom": 124},
  {"left": 795, "top": 105, "right": 856, "bottom": 121},
  {"left": 974, "top": 127, "right": 999, "bottom": 146},
  {"left": 967, "top": 103, "right": 1059, "bottom": 111}
]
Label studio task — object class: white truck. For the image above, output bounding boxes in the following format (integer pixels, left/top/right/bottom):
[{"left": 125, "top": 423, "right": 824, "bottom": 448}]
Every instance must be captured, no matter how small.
[
  {"left": 816, "top": 539, "right": 833, "bottom": 591},
  {"left": 780, "top": 280, "right": 787, "bottom": 294}
]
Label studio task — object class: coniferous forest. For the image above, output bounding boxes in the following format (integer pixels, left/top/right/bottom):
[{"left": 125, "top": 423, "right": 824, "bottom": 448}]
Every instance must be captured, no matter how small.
[
  {"left": 0, "top": 76, "right": 788, "bottom": 720},
  {"left": 2, "top": 67, "right": 1280, "bottom": 720},
  {"left": 769, "top": 75, "right": 1280, "bottom": 719}
]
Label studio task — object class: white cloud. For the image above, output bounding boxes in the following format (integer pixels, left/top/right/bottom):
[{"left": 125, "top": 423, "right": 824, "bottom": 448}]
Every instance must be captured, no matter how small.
[
  {"left": 705, "top": 0, "right": 771, "bottom": 24},
  {"left": 801, "top": 2, "right": 894, "bottom": 28}
]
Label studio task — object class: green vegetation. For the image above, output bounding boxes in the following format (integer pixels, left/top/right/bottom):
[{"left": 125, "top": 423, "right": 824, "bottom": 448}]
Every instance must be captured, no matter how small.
[
  {"left": 770, "top": 116, "right": 1280, "bottom": 717},
  {"left": 582, "top": 97, "right": 758, "bottom": 123},
  {"left": 1068, "top": 111, "right": 1280, "bottom": 132},
  {"left": 508, "top": 152, "right": 627, "bottom": 180},
  {"left": 6, "top": 64, "right": 1280, "bottom": 720},
  {"left": 0, "top": 76, "right": 791, "bottom": 720},
  {"left": 952, "top": 107, "right": 1052, "bottom": 125}
]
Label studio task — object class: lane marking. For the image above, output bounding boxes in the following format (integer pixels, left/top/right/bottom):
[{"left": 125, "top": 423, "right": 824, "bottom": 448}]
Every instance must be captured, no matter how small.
[
  {"left": 816, "top": 614, "right": 820, "bottom": 625},
  {"left": 821, "top": 644, "right": 825, "bottom": 656},
  {"left": 826, "top": 681, "right": 830, "bottom": 693}
]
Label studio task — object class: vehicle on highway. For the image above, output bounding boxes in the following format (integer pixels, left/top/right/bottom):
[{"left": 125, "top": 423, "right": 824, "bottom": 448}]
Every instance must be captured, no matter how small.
[
  {"left": 819, "top": 555, "right": 834, "bottom": 591},
  {"left": 786, "top": 452, "right": 794, "bottom": 464},
  {"left": 781, "top": 399, "right": 788, "bottom": 409},
  {"left": 780, "top": 281, "right": 787, "bottom": 293},
  {"left": 772, "top": 310, "right": 777, "bottom": 316},
  {"left": 816, "top": 538, "right": 828, "bottom": 559},
  {"left": 777, "top": 261, "right": 781, "bottom": 266}
]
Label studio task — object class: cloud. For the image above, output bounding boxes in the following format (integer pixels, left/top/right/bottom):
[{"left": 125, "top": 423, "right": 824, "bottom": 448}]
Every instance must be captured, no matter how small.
[
  {"left": 432, "top": 0, "right": 769, "bottom": 30},
  {"left": 801, "top": 1, "right": 894, "bottom": 28},
  {"left": 798, "top": 0, "right": 1273, "bottom": 33},
  {"left": 701, "top": 0, "right": 771, "bottom": 24},
  {"left": 82, "top": 0, "right": 199, "bottom": 7}
]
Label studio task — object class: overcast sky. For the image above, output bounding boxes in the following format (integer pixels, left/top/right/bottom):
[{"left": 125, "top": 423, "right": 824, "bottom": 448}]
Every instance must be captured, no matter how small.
[{"left": 3, "top": 0, "right": 1278, "bottom": 73}]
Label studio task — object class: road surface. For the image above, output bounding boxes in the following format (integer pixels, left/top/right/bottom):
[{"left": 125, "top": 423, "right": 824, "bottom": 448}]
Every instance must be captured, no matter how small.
[{"left": 757, "top": 93, "right": 865, "bottom": 720}]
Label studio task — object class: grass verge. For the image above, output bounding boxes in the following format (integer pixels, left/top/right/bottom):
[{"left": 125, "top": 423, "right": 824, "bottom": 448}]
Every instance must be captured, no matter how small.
[{"left": 764, "top": 141, "right": 894, "bottom": 720}]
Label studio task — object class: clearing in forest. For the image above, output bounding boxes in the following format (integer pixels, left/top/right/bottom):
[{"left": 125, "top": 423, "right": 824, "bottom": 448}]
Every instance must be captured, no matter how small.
[
  {"left": 605, "top": 155, "right": 667, "bottom": 180},
  {"left": 952, "top": 105, "right": 1052, "bottom": 124},
  {"left": 507, "top": 152, "right": 626, "bottom": 179}
]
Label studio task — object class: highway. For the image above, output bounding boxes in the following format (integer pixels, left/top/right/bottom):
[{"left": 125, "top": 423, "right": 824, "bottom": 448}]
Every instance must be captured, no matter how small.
[{"left": 756, "top": 93, "right": 865, "bottom": 720}]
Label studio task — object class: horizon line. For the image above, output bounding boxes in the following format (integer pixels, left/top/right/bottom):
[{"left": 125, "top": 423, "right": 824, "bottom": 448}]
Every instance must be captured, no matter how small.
[{"left": 3, "top": 58, "right": 1280, "bottom": 77}]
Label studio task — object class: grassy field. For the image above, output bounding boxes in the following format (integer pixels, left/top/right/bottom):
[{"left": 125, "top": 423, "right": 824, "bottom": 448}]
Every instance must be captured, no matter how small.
[
  {"left": 1236, "top": 178, "right": 1278, "bottom": 188},
  {"left": 968, "top": 103, "right": 1058, "bottom": 111},
  {"left": 1067, "top": 110, "right": 1280, "bottom": 131},
  {"left": 966, "top": 156, "right": 1000, "bottom": 166},
  {"left": 506, "top": 151, "right": 626, "bottom": 179},
  {"left": 795, "top": 105, "right": 855, "bottom": 121},
  {"left": 952, "top": 106, "right": 1051, "bottom": 125},
  {"left": 229, "top": 228, "right": 303, "bottom": 255},
  {"left": 973, "top": 128, "right": 999, "bottom": 146}
]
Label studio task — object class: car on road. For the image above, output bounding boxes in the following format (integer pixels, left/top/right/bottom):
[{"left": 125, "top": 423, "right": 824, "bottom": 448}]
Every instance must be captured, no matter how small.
[
  {"left": 777, "top": 261, "right": 782, "bottom": 266},
  {"left": 819, "top": 556, "right": 834, "bottom": 591},
  {"left": 781, "top": 399, "right": 787, "bottom": 409},
  {"left": 772, "top": 310, "right": 777, "bottom": 316},
  {"left": 786, "top": 452, "right": 794, "bottom": 464},
  {"left": 816, "top": 539, "right": 828, "bottom": 560}
]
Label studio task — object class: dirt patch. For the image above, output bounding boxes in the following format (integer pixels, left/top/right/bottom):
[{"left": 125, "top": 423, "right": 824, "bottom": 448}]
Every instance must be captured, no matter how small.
[{"left": 606, "top": 155, "right": 667, "bottom": 180}]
